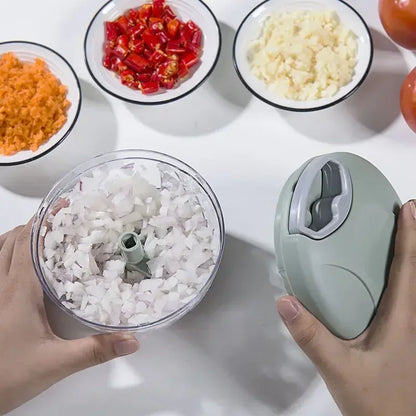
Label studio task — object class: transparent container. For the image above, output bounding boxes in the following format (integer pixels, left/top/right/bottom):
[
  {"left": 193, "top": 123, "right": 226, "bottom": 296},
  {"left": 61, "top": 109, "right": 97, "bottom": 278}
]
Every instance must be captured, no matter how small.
[{"left": 31, "top": 149, "right": 225, "bottom": 332}]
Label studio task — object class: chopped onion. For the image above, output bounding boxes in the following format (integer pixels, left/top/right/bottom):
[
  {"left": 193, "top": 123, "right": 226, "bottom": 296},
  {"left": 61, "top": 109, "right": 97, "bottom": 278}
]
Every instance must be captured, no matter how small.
[{"left": 41, "top": 164, "right": 220, "bottom": 327}]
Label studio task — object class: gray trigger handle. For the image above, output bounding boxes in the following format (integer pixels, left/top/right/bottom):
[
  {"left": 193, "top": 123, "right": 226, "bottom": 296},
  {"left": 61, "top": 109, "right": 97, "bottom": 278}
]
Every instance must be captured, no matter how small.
[{"left": 289, "top": 156, "right": 352, "bottom": 240}]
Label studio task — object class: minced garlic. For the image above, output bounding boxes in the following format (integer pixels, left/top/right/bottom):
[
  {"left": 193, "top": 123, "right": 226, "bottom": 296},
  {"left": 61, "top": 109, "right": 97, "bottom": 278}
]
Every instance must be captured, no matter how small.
[{"left": 248, "top": 10, "right": 358, "bottom": 101}]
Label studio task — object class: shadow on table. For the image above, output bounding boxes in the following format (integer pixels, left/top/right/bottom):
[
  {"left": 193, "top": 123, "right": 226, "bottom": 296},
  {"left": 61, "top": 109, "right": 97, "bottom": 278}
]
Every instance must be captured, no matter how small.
[
  {"left": 34, "top": 235, "right": 316, "bottom": 416},
  {"left": 281, "top": 28, "right": 408, "bottom": 143},
  {"left": 172, "top": 235, "right": 316, "bottom": 412},
  {"left": 0, "top": 80, "right": 117, "bottom": 199},
  {"left": 126, "top": 22, "right": 251, "bottom": 137}
]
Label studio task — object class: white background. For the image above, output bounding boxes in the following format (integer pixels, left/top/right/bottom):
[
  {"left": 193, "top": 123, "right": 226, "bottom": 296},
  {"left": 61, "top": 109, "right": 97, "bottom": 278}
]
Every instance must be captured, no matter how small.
[{"left": 0, "top": 0, "right": 413, "bottom": 415}]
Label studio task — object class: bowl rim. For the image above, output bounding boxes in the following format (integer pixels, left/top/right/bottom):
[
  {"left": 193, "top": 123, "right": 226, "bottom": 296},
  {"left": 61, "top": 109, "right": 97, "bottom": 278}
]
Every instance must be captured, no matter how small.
[
  {"left": 232, "top": 0, "right": 374, "bottom": 113},
  {"left": 31, "top": 149, "right": 226, "bottom": 332},
  {"left": 84, "top": 0, "right": 222, "bottom": 105},
  {"left": 0, "top": 40, "right": 82, "bottom": 166}
]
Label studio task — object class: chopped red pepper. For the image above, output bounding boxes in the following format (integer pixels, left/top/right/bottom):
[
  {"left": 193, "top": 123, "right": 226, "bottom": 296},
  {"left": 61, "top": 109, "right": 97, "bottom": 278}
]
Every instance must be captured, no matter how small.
[
  {"left": 110, "top": 57, "right": 127, "bottom": 73},
  {"left": 143, "top": 47, "right": 153, "bottom": 60},
  {"left": 112, "top": 43, "right": 129, "bottom": 59},
  {"left": 181, "top": 51, "right": 199, "bottom": 69},
  {"left": 187, "top": 42, "right": 201, "bottom": 55},
  {"left": 186, "top": 20, "right": 200, "bottom": 33},
  {"left": 159, "top": 77, "right": 176, "bottom": 89},
  {"left": 139, "top": 4, "right": 153, "bottom": 22},
  {"left": 141, "top": 81, "right": 159, "bottom": 94},
  {"left": 128, "top": 23, "right": 146, "bottom": 39},
  {"left": 163, "top": 14, "right": 173, "bottom": 25},
  {"left": 149, "top": 49, "right": 166, "bottom": 65},
  {"left": 180, "top": 26, "right": 193, "bottom": 46},
  {"left": 103, "top": 55, "right": 112, "bottom": 69},
  {"left": 117, "top": 34, "right": 129, "bottom": 48},
  {"left": 142, "top": 29, "right": 161, "bottom": 50},
  {"left": 115, "top": 15, "right": 129, "bottom": 34},
  {"left": 163, "top": 5, "right": 176, "bottom": 20},
  {"left": 129, "top": 38, "right": 145, "bottom": 54},
  {"left": 126, "top": 8, "right": 139, "bottom": 24},
  {"left": 136, "top": 72, "right": 153, "bottom": 82},
  {"left": 178, "top": 60, "right": 188, "bottom": 78},
  {"left": 105, "top": 22, "right": 119, "bottom": 46},
  {"left": 110, "top": 58, "right": 119, "bottom": 72},
  {"left": 125, "top": 53, "right": 150, "bottom": 72},
  {"left": 150, "top": 71, "right": 160, "bottom": 83},
  {"left": 167, "top": 19, "right": 180, "bottom": 38},
  {"left": 115, "top": 59, "right": 128, "bottom": 73},
  {"left": 191, "top": 29, "right": 202, "bottom": 47},
  {"left": 167, "top": 53, "right": 179, "bottom": 61},
  {"left": 152, "top": 0, "right": 164, "bottom": 18},
  {"left": 157, "top": 31, "right": 170, "bottom": 44},
  {"left": 120, "top": 69, "right": 136, "bottom": 83},
  {"left": 157, "top": 60, "right": 178, "bottom": 78},
  {"left": 149, "top": 17, "right": 165, "bottom": 33},
  {"left": 104, "top": 41, "right": 113, "bottom": 56},
  {"left": 127, "top": 81, "right": 140, "bottom": 89},
  {"left": 103, "top": 0, "right": 203, "bottom": 94},
  {"left": 121, "top": 74, "right": 140, "bottom": 90},
  {"left": 166, "top": 40, "right": 186, "bottom": 54}
]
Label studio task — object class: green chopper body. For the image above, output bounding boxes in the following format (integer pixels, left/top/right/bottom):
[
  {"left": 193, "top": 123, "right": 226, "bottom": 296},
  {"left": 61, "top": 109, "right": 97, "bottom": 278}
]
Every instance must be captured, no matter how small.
[{"left": 275, "top": 152, "right": 401, "bottom": 339}]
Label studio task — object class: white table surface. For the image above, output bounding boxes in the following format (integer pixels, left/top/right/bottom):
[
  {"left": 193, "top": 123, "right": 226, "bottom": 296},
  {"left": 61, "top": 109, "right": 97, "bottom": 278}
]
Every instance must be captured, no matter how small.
[{"left": 0, "top": 0, "right": 413, "bottom": 415}]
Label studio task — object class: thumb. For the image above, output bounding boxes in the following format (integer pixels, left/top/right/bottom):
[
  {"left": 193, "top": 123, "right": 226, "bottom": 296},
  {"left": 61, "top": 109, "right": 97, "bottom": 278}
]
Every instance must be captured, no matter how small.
[
  {"left": 277, "top": 296, "right": 348, "bottom": 376},
  {"left": 48, "top": 333, "right": 139, "bottom": 378}
]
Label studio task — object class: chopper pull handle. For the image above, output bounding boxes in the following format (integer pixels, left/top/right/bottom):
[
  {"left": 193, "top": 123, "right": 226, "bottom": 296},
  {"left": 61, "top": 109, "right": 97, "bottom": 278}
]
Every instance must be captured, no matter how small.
[{"left": 288, "top": 156, "right": 353, "bottom": 240}]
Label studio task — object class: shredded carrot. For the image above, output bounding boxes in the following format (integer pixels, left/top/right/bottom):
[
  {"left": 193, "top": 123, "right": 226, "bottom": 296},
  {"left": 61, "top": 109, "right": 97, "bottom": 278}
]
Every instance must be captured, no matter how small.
[{"left": 0, "top": 52, "right": 71, "bottom": 156}]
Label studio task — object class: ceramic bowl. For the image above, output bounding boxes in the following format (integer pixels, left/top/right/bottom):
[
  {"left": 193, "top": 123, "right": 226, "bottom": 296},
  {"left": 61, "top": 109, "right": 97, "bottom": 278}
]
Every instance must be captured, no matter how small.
[
  {"left": 0, "top": 41, "right": 81, "bottom": 165},
  {"left": 233, "top": 0, "right": 373, "bottom": 112},
  {"left": 84, "top": 0, "right": 221, "bottom": 105}
]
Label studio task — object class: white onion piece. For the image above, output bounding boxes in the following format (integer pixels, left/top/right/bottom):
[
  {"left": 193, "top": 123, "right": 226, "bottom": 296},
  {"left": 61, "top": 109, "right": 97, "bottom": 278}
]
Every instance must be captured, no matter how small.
[{"left": 41, "top": 164, "right": 220, "bottom": 327}]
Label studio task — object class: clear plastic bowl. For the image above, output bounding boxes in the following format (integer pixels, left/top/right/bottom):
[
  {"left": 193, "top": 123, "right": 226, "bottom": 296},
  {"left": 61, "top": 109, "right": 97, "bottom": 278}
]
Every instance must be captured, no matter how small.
[{"left": 31, "top": 149, "right": 225, "bottom": 332}]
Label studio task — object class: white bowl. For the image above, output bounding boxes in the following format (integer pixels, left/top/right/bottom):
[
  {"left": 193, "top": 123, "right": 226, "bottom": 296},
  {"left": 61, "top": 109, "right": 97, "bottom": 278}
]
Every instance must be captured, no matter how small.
[
  {"left": 233, "top": 0, "right": 373, "bottom": 112},
  {"left": 0, "top": 41, "right": 81, "bottom": 166},
  {"left": 84, "top": 0, "right": 221, "bottom": 105}
]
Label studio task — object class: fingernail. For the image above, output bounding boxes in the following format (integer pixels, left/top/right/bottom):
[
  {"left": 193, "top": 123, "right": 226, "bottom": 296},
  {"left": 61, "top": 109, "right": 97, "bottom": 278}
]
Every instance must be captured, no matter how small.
[
  {"left": 114, "top": 338, "right": 139, "bottom": 357},
  {"left": 277, "top": 298, "right": 300, "bottom": 323},
  {"left": 410, "top": 201, "right": 416, "bottom": 221}
]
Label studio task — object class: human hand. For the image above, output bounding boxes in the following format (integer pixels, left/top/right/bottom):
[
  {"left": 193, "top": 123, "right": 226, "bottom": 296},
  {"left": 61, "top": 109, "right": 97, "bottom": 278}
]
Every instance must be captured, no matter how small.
[
  {"left": 0, "top": 220, "right": 139, "bottom": 414},
  {"left": 277, "top": 200, "right": 416, "bottom": 416}
]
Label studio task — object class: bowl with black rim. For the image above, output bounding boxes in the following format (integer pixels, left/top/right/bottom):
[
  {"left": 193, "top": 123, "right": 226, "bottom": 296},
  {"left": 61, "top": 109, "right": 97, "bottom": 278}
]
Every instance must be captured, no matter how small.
[
  {"left": 233, "top": 0, "right": 373, "bottom": 112},
  {"left": 0, "top": 41, "right": 81, "bottom": 166},
  {"left": 84, "top": 0, "right": 221, "bottom": 105}
]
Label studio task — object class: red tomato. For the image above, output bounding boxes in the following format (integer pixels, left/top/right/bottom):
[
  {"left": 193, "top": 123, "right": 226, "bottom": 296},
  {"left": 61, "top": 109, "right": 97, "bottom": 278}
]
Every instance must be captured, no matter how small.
[
  {"left": 400, "top": 67, "right": 416, "bottom": 133},
  {"left": 379, "top": 0, "right": 416, "bottom": 49}
]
